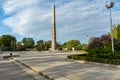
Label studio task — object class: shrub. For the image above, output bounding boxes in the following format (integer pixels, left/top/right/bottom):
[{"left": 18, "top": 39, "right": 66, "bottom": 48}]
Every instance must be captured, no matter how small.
[
  {"left": 68, "top": 54, "right": 86, "bottom": 60},
  {"left": 68, "top": 53, "right": 120, "bottom": 65}
]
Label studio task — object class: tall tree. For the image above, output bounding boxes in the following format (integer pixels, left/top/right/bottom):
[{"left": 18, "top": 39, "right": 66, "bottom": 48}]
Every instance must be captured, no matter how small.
[
  {"left": 16, "top": 42, "right": 25, "bottom": 51},
  {"left": 22, "top": 38, "right": 34, "bottom": 48},
  {"left": 0, "top": 37, "right": 2, "bottom": 47},
  {"left": 88, "top": 37, "right": 103, "bottom": 49},
  {"left": 45, "top": 40, "right": 51, "bottom": 50},
  {"left": 10, "top": 40, "right": 16, "bottom": 50},
  {"left": 112, "top": 25, "right": 117, "bottom": 39},
  {"left": 65, "top": 40, "right": 81, "bottom": 50},
  {"left": 87, "top": 34, "right": 111, "bottom": 49},
  {"left": 36, "top": 40, "right": 45, "bottom": 51},
  {"left": 2, "top": 35, "right": 16, "bottom": 51},
  {"left": 111, "top": 24, "right": 120, "bottom": 39},
  {"left": 0, "top": 37, "right": 3, "bottom": 51},
  {"left": 117, "top": 24, "right": 120, "bottom": 38}
]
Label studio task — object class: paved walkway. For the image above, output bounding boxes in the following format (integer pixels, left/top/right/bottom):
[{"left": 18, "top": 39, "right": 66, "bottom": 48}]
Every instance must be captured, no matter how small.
[
  {"left": 13, "top": 51, "right": 120, "bottom": 80},
  {"left": 0, "top": 53, "right": 35, "bottom": 80}
]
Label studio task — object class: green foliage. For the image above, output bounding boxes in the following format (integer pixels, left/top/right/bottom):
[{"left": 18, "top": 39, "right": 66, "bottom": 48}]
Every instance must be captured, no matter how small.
[
  {"left": 16, "top": 42, "right": 25, "bottom": 51},
  {"left": 36, "top": 40, "right": 63, "bottom": 51},
  {"left": 36, "top": 40, "right": 45, "bottom": 51},
  {"left": 68, "top": 23, "right": 120, "bottom": 65},
  {"left": 117, "top": 24, "right": 120, "bottom": 38},
  {"left": 0, "top": 37, "right": 3, "bottom": 48},
  {"left": 64, "top": 39, "right": 81, "bottom": 50},
  {"left": 68, "top": 54, "right": 86, "bottom": 60},
  {"left": 68, "top": 53, "right": 120, "bottom": 65},
  {"left": 112, "top": 24, "right": 120, "bottom": 39},
  {"left": 10, "top": 40, "right": 16, "bottom": 50},
  {"left": 86, "top": 58, "right": 120, "bottom": 65},
  {"left": 56, "top": 42, "right": 63, "bottom": 50},
  {"left": 112, "top": 25, "right": 117, "bottom": 39},
  {"left": 1, "top": 35, "right": 16, "bottom": 51},
  {"left": 114, "top": 39, "right": 120, "bottom": 50},
  {"left": 45, "top": 40, "right": 51, "bottom": 50},
  {"left": 81, "top": 44, "right": 87, "bottom": 50},
  {"left": 22, "top": 38, "right": 34, "bottom": 48}
]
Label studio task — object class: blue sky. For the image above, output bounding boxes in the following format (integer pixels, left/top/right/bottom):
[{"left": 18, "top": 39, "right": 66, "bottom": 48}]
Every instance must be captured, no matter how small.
[{"left": 0, "top": 0, "right": 120, "bottom": 44}]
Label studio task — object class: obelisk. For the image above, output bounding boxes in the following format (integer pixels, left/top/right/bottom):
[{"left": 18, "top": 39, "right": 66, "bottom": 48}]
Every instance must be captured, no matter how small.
[{"left": 51, "top": 4, "right": 56, "bottom": 51}]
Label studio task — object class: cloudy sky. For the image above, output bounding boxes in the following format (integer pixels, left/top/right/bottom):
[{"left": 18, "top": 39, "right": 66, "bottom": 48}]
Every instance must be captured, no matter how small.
[{"left": 0, "top": 0, "right": 120, "bottom": 44}]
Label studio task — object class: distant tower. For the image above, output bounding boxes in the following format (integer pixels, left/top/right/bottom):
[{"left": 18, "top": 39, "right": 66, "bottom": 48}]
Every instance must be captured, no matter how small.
[{"left": 51, "top": 4, "right": 56, "bottom": 51}]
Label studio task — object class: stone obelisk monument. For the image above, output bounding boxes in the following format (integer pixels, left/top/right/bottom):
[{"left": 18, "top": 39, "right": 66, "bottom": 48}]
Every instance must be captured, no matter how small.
[{"left": 51, "top": 4, "right": 56, "bottom": 51}]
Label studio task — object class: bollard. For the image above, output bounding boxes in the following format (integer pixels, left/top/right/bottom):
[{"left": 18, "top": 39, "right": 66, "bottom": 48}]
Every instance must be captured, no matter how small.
[{"left": 10, "top": 53, "right": 12, "bottom": 56}]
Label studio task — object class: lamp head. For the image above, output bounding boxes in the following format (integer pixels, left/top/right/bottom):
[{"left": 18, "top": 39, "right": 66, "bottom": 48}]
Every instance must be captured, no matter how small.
[
  {"left": 110, "top": 2, "right": 114, "bottom": 8},
  {"left": 105, "top": 4, "right": 111, "bottom": 9},
  {"left": 105, "top": 2, "right": 114, "bottom": 9}
]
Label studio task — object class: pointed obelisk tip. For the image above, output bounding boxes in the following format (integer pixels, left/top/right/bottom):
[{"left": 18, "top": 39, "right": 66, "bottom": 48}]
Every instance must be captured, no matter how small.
[{"left": 52, "top": 4, "right": 55, "bottom": 7}]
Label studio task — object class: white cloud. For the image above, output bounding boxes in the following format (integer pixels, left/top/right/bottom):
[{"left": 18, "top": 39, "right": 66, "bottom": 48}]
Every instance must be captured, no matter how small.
[
  {"left": 55, "top": 0, "right": 120, "bottom": 43},
  {"left": 2, "top": 0, "right": 40, "bottom": 14},
  {"left": 2, "top": 0, "right": 51, "bottom": 40},
  {"left": 2, "top": 0, "right": 120, "bottom": 43}
]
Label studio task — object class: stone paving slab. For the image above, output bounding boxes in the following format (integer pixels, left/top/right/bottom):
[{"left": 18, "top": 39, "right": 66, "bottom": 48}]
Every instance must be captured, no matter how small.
[
  {"left": 13, "top": 51, "right": 120, "bottom": 80},
  {"left": 10, "top": 59, "right": 49, "bottom": 80},
  {"left": 0, "top": 54, "right": 35, "bottom": 80}
]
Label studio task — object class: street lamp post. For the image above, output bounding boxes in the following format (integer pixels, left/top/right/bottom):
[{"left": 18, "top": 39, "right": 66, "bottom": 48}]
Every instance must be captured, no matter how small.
[{"left": 105, "top": 2, "right": 114, "bottom": 52}]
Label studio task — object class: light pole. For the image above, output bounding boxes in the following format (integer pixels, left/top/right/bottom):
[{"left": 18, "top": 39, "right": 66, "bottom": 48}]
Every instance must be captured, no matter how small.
[{"left": 105, "top": 2, "right": 114, "bottom": 52}]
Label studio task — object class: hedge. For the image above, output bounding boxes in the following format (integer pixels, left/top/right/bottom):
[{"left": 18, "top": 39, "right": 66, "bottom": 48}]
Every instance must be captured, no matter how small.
[{"left": 67, "top": 54, "right": 120, "bottom": 65}]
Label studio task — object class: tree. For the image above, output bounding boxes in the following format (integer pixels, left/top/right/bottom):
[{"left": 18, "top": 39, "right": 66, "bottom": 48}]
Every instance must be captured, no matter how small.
[
  {"left": 10, "top": 40, "right": 16, "bottom": 50},
  {"left": 16, "top": 42, "right": 25, "bottom": 51},
  {"left": 36, "top": 40, "right": 45, "bottom": 51},
  {"left": 100, "top": 34, "right": 111, "bottom": 48},
  {"left": 22, "top": 38, "right": 34, "bottom": 48},
  {"left": 81, "top": 44, "right": 87, "bottom": 50},
  {"left": 87, "top": 34, "right": 111, "bottom": 49},
  {"left": 45, "top": 40, "right": 51, "bottom": 50},
  {"left": 64, "top": 40, "right": 81, "bottom": 50},
  {"left": 0, "top": 37, "right": 2, "bottom": 51},
  {"left": 117, "top": 24, "right": 120, "bottom": 38},
  {"left": 0, "top": 37, "right": 2, "bottom": 48},
  {"left": 88, "top": 37, "right": 103, "bottom": 49},
  {"left": 2, "top": 35, "right": 16, "bottom": 51},
  {"left": 56, "top": 42, "right": 63, "bottom": 50},
  {"left": 112, "top": 24, "right": 120, "bottom": 39},
  {"left": 112, "top": 25, "right": 117, "bottom": 39}
]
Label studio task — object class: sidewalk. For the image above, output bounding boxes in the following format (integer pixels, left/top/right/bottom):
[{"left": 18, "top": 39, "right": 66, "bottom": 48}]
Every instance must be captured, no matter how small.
[
  {"left": 0, "top": 52, "right": 35, "bottom": 80},
  {"left": 13, "top": 51, "right": 120, "bottom": 80}
]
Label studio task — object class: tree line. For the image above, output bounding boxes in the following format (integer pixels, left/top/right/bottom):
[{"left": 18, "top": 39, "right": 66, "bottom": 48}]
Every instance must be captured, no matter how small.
[
  {"left": 2, "top": 24, "right": 119, "bottom": 51},
  {"left": 0, "top": 35, "right": 86, "bottom": 51}
]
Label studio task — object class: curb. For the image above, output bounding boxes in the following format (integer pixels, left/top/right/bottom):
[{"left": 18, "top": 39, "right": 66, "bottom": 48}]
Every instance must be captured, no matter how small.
[{"left": 10, "top": 58, "right": 54, "bottom": 80}]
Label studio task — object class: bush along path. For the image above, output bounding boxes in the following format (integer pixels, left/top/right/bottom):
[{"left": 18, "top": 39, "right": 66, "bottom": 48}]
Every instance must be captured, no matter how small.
[{"left": 67, "top": 53, "right": 120, "bottom": 65}]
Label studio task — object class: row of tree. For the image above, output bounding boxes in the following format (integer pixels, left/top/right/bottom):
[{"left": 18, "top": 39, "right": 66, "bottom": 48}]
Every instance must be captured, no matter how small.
[
  {"left": 1, "top": 24, "right": 120, "bottom": 51},
  {"left": 0, "top": 34, "right": 86, "bottom": 51}
]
